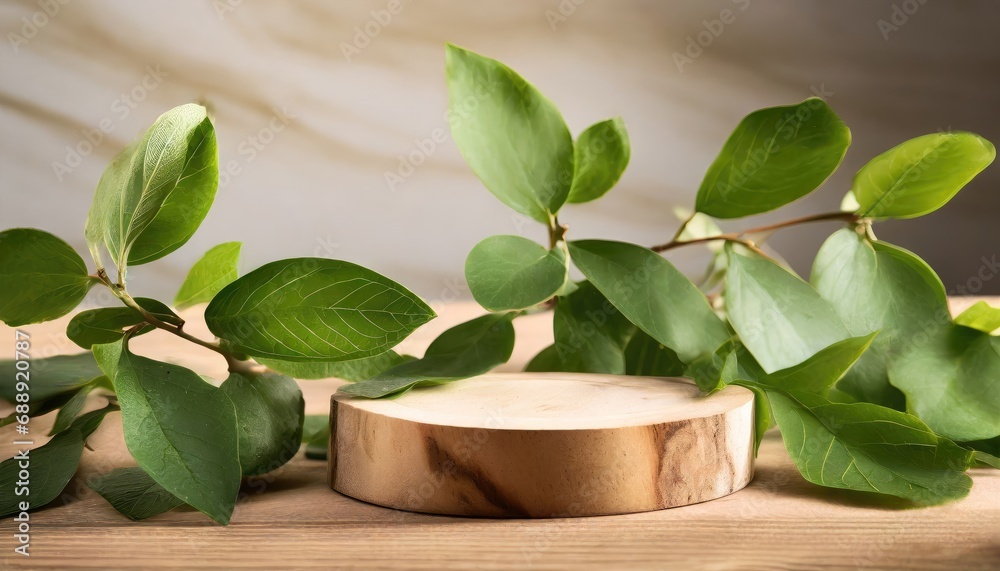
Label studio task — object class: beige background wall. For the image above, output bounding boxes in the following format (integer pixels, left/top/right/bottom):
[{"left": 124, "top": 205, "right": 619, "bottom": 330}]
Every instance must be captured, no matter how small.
[{"left": 2, "top": 0, "right": 998, "bottom": 302}]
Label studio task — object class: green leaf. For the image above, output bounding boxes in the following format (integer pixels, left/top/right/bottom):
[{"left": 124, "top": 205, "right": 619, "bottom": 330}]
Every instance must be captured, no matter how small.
[
  {"left": 205, "top": 258, "right": 435, "bottom": 362},
  {"left": 340, "top": 312, "right": 516, "bottom": 398},
  {"left": 552, "top": 282, "right": 635, "bottom": 374},
  {"left": 445, "top": 43, "right": 574, "bottom": 223},
  {"left": 812, "top": 229, "right": 949, "bottom": 408},
  {"left": 301, "top": 414, "right": 330, "bottom": 461},
  {"left": 48, "top": 377, "right": 108, "bottom": 436},
  {"left": 88, "top": 467, "right": 185, "bottom": 521},
  {"left": 853, "top": 132, "right": 995, "bottom": 219},
  {"left": 0, "top": 352, "right": 103, "bottom": 403},
  {"left": 0, "top": 430, "right": 84, "bottom": 518},
  {"left": 683, "top": 341, "right": 738, "bottom": 393},
  {"left": 567, "top": 118, "right": 630, "bottom": 204},
  {"left": 695, "top": 98, "right": 851, "bottom": 218},
  {"left": 756, "top": 334, "right": 877, "bottom": 395},
  {"left": 219, "top": 370, "right": 304, "bottom": 476},
  {"left": 66, "top": 298, "right": 180, "bottom": 349},
  {"left": 0, "top": 228, "right": 94, "bottom": 326},
  {"left": 888, "top": 325, "right": 1000, "bottom": 441},
  {"left": 955, "top": 301, "right": 1000, "bottom": 334},
  {"left": 766, "top": 388, "right": 973, "bottom": 505},
  {"left": 568, "top": 240, "right": 729, "bottom": 363},
  {"left": 733, "top": 381, "right": 771, "bottom": 456},
  {"left": 524, "top": 344, "right": 562, "bottom": 373},
  {"left": 465, "top": 236, "right": 567, "bottom": 311},
  {"left": 974, "top": 451, "right": 1000, "bottom": 470},
  {"left": 102, "top": 339, "right": 241, "bottom": 525},
  {"left": 624, "top": 330, "right": 686, "bottom": 377},
  {"left": 174, "top": 242, "right": 242, "bottom": 309},
  {"left": 85, "top": 103, "right": 219, "bottom": 269},
  {"left": 69, "top": 402, "right": 118, "bottom": 440},
  {"left": 257, "top": 351, "right": 412, "bottom": 381},
  {"left": 725, "top": 247, "right": 850, "bottom": 373}
]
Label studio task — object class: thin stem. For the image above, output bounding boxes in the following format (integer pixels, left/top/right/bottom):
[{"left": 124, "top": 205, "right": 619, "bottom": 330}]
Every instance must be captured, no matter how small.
[
  {"left": 95, "top": 272, "right": 243, "bottom": 371},
  {"left": 548, "top": 214, "right": 567, "bottom": 249},
  {"left": 670, "top": 211, "right": 696, "bottom": 243},
  {"left": 650, "top": 211, "right": 860, "bottom": 253}
]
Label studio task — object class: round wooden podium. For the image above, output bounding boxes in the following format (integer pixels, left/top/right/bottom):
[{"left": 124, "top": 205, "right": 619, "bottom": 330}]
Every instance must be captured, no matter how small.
[{"left": 329, "top": 373, "right": 755, "bottom": 517}]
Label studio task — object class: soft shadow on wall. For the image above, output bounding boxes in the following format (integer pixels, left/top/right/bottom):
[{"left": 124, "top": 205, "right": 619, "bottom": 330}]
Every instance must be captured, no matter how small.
[{"left": 0, "top": 0, "right": 997, "bottom": 298}]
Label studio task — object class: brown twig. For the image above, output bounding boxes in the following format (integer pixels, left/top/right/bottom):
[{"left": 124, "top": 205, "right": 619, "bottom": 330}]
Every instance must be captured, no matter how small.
[{"left": 651, "top": 211, "right": 860, "bottom": 253}]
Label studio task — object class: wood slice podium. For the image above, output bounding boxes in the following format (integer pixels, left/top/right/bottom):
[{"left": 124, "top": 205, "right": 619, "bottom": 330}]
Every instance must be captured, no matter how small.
[{"left": 329, "top": 373, "right": 755, "bottom": 517}]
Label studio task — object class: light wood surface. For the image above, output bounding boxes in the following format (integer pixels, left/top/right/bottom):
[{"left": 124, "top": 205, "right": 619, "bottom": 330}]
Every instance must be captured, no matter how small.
[
  {"left": 331, "top": 373, "right": 754, "bottom": 516},
  {"left": 1, "top": 300, "right": 998, "bottom": 570}
]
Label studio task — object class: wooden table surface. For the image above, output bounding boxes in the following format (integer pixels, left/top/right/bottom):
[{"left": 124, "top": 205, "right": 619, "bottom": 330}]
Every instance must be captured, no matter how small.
[{"left": 1, "top": 299, "right": 998, "bottom": 570}]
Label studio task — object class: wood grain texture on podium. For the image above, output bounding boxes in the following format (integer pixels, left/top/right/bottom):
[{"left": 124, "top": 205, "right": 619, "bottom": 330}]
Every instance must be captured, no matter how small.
[{"left": 331, "top": 373, "right": 754, "bottom": 517}]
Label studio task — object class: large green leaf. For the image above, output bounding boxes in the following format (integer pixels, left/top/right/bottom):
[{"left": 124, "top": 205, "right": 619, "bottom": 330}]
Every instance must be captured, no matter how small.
[
  {"left": 954, "top": 301, "right": 1000, "bottom": 334},
  {"left": 0, "top": 352, "right": 103, "bottom": 403},
  {"left": 257, "top": 351, "right": 412, "bottom": 381},
  {"left": 85, "top": 103, "right": 219, "bottom": 269},
  {"left": 88, "top": 467, "right": 185, "bottom": 521},
  {"left": 889, "top": 325, "right": 1000, "bottom": 441},
  {"left": 445, "top": 44, "right": 574, "bottom": 223},
  {"left": 175, "top": 242, "right": 241, "bottom": 309},
  {"left": 0, "top": 228, "right": 95, "bottom": 326},
  {"left": 695, "top": 98, "right": 851, "bottom": 218},
  {"left": 465, "top": 235, "right": 567, "bottom": 311},
  {"left": 725, "top": 247, "right": 850, "bottom": 373},
  {"left": 524, "top": 344, "right": 562, "bottom": 373},
  {"left": 766, "top": 389, "right": 973, "bottom": 505},
  {"left": 66, "top": 297, "right": 180, "bottom": 349},
  {"left": 568, "top": 240, "right": 729, "bottom": 363},
  {"left": 853, "top": 132, "right": 995, "bottom": 219},
  {"left": 100, "top": 339, "right": 241, "bottom": 525},
  {"left": 340, "top": 312, "right": 516, "bottom": 398},
  {"left": 552, "top": 281, "right": 635, "bottom": 374},
  {"left": 219, "top": 370, "right": 304, "bottom": 476},
  {"left": 0, "top": 430, "right": 84, "bottom": 518},
  {"left": 812, "top": 229, "right": 949, "bottom": 408},
  {"left": 567, "top": 118, "right": 630, "bottom": 204},
  {"left": 205, "top": 258, "right": 434, "bottom": 362}
]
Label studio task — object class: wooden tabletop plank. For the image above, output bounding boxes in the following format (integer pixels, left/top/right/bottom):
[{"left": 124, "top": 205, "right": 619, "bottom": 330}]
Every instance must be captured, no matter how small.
[{"left": 1, "top": 300, "right": 999, "bottom": 570}]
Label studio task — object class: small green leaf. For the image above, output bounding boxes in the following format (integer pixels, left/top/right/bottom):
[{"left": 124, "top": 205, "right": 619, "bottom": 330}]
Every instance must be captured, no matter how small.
[
  {"left": 552, "top": 282, "right": 635, "bottom": 374},
  {"left": 524, "top": 344, "right": 563, "bottom": 373},
  {"left": 445, "top": 43, "right": 574, "bottom": 223},
  {"left": 853, "top": 132, "right": 995, "bottom": 219},
  {"left": 465, "top": 236, "right": 567, "bottom": 311},
  {"left": 66, "top": 298, "right": 180, "bottom": 349},
  {"left": 812, "top": 229, "right": 949, "bottom": 408},
  {"left": 69, "top": 401, "right": 118, "bottom": 440},
  {"left": 102, "top": 339, "right": 241, "bottom": 525},
  {"left": 683, "top": 341, "right": 738, "bottom": 393},
  {"left": 568, "top": 240, "right": 729, "bottom": 363},
  {"left": 567, "top": 118, "right": 630, "bottom": 204},
  {"left": 175, "top": 242, "right": 242, "bottom": 309},
  {"left": 86, "top": 103, "right": 219, "bottom": 269},
  {"left": 888, "top": 325, "right": 1000, "bottom": 441},
  {"left": 695, "top": 98, "right": 851, "bottom": 218},
  {"left": 955, "top": 301, "right": 1000, "bottom": 334},
  {"left": 725, "top": 247, "right": 850, "bottom": 373},
  {"left": 733, "top": 381, "right": 771, "bottom": 456},
  {"left": 88, "top": 467, "right": 185, "bottom": 521},
  {"left": 766, "top": 388, "right": 973, "bottom": 505},
  {"left": 0, "top": 352, "right": 103, "bottom": 403},
  {"left": 301, "top": 414, "right": 330, "bottom": 461},
  {"left": 205, "top": 258, "right": 435, "bottom": 362},
  {"left": 49, "top": 378, "right": 108, "bottom": 436},
  {"left": 0, "top": 228, "right": 94, "bottom": 326},
  {"left": 756, "top": 334, "right": 877, "bottom": 395},
  {"left": 0, "top": 430, "right": 84, "bottom": 518},
  {"left": 340, "top": 312, "right": 516, "bottom": 398},
  {"left": 257, "top": 351, "right": 412, "bottom": 381},
  {"left": 974, "top": 451, "right": 1000, "bottom": 470},
  {"left": 624, "top": 330, "right": 686, "bottom": 377},
  {"left": 219, "top": 370, "right": 304, "bottom": 476}
]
